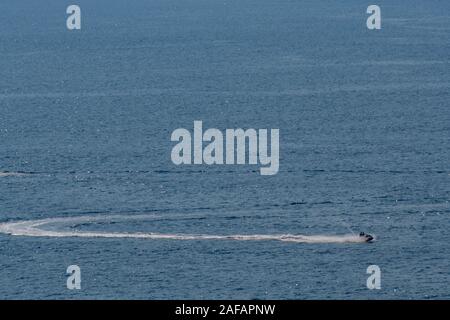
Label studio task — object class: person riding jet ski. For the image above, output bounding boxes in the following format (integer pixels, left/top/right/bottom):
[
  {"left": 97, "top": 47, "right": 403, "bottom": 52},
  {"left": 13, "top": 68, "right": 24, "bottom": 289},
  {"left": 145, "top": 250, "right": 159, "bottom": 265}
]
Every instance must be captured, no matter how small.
[{"left": 359, "top": 232, "right": 374, "bottom": 242}]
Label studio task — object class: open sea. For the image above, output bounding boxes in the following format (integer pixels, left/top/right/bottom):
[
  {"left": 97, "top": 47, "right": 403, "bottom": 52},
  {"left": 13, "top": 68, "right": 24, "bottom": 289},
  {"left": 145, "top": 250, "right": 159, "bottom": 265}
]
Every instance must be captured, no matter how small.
[{"left": 0, "top": 0, "right": 449, "bottom": 299}]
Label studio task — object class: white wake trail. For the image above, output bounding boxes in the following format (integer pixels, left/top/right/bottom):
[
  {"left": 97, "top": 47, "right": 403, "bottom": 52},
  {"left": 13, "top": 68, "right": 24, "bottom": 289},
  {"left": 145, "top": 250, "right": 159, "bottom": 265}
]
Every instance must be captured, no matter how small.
[
  {"left": 0, "top": 171, "right": 28, "bottom": 177},
  {"left": 0, "top": 215, "right": 369, "bottom": 244}
]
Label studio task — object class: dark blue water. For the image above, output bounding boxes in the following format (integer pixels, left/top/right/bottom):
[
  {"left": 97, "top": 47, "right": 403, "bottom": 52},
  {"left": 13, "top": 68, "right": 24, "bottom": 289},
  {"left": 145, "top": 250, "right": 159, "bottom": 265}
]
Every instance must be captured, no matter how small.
[{"left": 0, "top": 0, "right": 449, "bottom": 299}]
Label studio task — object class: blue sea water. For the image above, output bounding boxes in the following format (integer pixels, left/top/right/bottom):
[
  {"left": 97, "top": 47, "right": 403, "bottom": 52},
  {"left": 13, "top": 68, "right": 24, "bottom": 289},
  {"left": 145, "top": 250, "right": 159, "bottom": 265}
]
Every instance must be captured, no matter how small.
[{"left": 0, "top": 0, "right": 449, "bottom": 299}]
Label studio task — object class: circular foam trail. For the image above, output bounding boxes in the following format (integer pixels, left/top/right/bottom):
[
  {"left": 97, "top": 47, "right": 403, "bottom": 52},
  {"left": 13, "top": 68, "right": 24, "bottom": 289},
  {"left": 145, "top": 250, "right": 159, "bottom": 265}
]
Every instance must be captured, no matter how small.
[{"left": 0, "top": 215, "right": 370, "bottom": 243}]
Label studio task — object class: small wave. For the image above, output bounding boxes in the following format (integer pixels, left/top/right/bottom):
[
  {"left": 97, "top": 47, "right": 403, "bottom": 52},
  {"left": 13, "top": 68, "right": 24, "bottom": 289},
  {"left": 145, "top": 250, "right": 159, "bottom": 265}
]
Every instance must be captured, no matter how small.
[
  {"left": 0, "top": 215, "right": 371, "bottom": 244},
  {"left": 0, "top": 171, "right": 28, "bottom": 177}
]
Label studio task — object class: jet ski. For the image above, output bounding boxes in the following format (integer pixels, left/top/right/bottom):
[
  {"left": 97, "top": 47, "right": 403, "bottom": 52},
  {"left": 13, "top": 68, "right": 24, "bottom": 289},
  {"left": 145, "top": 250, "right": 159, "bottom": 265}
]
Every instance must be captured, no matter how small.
[{"left": 359, "top": 232, "right": 374, "bottom": 242}]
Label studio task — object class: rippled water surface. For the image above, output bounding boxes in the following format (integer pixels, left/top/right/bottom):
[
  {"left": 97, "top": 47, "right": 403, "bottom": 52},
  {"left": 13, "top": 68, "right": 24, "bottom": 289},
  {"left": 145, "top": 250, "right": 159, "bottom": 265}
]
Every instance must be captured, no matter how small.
[{"left": 0, "top": 0, "right": 449, "bottom": 299}]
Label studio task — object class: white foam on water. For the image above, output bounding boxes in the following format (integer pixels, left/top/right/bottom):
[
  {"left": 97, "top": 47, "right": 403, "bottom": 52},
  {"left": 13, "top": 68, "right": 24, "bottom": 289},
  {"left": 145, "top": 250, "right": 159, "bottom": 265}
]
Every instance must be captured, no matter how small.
[
  {"left": 0, "top": 215, "right": 369, "bottom": 244},
  {"left": 0, "top": 172, "right": 28, "bottom": 177}
]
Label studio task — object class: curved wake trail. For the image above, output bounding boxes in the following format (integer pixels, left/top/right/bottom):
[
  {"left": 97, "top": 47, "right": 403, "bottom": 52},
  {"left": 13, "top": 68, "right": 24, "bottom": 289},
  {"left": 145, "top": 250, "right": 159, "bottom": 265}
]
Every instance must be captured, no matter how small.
[{"left": 0, "top": 215, "right": 368, "bottom": 244}]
